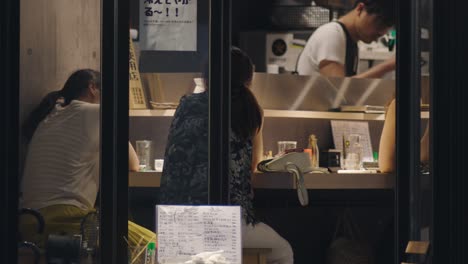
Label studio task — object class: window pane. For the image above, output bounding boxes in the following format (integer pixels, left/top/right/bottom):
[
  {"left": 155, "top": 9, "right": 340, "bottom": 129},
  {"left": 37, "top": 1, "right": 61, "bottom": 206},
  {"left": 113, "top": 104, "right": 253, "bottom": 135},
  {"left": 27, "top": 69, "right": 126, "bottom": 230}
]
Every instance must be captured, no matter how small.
[
  {"left": 18, "top": 1, "right": 101, "bottom": 263},
  {"left": 128, "top": 0, "right": 210, "bottom": 262}
]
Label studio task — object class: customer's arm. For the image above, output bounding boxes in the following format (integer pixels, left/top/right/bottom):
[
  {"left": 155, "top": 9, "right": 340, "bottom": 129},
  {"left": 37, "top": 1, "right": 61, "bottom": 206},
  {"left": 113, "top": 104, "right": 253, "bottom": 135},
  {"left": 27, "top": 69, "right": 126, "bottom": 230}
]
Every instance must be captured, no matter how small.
[
  {"left": 251, "top": 124, "right": 264, "bottom": 173},
  {"left": 129, "top": 142, "right": 140, "bottom": 171},
  {"left": 379, "top": 99, "right": 396, "bottom": 173},
  {"left": 420, "top": 124, "right": 430, "bottom": 162}
]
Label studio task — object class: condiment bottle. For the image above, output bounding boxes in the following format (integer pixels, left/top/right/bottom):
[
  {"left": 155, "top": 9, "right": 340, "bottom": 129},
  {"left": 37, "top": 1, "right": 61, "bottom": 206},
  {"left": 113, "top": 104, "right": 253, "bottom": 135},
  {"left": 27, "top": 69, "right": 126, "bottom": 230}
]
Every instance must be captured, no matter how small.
[{"left": 308, "top": 134, "right": 320, "bottom": 168}]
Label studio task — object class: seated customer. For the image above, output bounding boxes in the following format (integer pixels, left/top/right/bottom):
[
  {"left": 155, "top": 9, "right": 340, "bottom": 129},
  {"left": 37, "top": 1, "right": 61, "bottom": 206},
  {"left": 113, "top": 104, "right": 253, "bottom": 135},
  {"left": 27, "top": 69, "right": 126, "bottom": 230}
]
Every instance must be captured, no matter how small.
[
  {"left": 160, "top": 47, "right": 294, "bottom": 264},
  {"left": 379, "top": 98, "right": 430, "bottom": 172},
  {"left": 20, "top": 69, "right": 154, "bottom": 250}
]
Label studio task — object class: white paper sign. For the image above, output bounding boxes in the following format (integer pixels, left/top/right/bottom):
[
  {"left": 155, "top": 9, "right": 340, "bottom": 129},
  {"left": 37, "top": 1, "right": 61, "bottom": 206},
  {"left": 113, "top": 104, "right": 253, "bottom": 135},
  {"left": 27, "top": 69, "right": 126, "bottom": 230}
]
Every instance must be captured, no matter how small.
[
  {"left": 156, "top": 205, "right": 242, "bottom": 264},
  {"left": 140, "top": 0, "right": 197, "bottom": 51},
  {"left": 330, "top": 120, "right": 374, "bottom": 162}
]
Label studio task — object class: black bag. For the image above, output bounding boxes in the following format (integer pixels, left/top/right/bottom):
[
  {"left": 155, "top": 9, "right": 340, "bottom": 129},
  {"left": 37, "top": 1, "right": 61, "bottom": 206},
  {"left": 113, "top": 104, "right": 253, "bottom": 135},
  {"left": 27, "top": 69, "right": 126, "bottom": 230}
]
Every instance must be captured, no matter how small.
[{"left": 326, "top": 208, "right": 374, "bottom": 264}]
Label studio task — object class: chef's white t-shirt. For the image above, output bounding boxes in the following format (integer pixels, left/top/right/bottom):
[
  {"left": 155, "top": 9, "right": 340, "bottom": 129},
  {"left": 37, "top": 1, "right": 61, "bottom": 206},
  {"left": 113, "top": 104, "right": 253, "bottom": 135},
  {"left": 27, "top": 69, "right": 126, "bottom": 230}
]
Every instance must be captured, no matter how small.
[
  {"left": 297, "top": 22, "right": 347, "bottom": 75},
  {"left": 21, "top": 100, "right": 100, "bottom": 210}
]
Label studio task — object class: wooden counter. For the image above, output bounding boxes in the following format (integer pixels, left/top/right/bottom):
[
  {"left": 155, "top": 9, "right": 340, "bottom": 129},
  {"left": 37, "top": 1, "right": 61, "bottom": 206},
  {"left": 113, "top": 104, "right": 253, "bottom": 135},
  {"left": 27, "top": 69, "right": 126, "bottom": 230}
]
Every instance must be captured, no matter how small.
[{"left": 129, "top": 171, "right": 394, "bottom": 189}]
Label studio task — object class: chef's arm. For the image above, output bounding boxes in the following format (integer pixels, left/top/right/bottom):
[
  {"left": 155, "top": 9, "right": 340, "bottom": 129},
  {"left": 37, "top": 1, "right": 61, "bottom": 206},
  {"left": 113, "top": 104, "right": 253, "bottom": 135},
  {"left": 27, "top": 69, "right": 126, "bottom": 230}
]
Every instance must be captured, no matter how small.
[
  {"left": 319, "top": 56, "right": 395, "bottom": 79},
  {"left": 354, "top": 57, "right": 395, "bottom": 79}
]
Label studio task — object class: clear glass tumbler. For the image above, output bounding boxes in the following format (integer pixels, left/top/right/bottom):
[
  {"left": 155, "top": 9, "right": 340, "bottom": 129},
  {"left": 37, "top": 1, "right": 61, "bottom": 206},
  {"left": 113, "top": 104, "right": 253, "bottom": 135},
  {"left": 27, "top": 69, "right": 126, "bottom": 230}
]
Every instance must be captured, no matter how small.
[
  {"left": 277, "top": 141, "right": 297, "bottom": 156},
  {"left": 343, "top": 134, "right": 363, "bottom": 170},
  {"left": 135, "top": 140, "right": 152, "bottom": 171}
]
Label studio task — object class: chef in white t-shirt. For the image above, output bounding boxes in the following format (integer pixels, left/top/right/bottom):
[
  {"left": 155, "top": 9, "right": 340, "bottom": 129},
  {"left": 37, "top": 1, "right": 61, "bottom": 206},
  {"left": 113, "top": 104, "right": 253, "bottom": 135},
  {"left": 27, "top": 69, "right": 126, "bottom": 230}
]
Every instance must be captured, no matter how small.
[{"left": 297, "top": 0, "right": 396, "bottom": 78}]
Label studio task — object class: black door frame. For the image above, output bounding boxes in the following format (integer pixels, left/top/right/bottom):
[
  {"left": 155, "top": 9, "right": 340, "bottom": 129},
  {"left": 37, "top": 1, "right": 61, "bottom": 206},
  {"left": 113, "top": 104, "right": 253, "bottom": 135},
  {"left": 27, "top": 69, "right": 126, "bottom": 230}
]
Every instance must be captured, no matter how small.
[
  {"left": 396, "top": 0, "right": 468, "bottom": 263},
  {"left": 1, "top": 0, "right": 20, "bottom": 263},
  {"left": 208, "top": 0, "right": 232, "bottom": 205},
  {"left": 100, "top": 0, "right": 130, "bottom": 262},
  {"left": 395, "top": 0, "right": 422, "bottom": 262},
  {"left": 432, "top": 0, "right": 468, "bottom": 263}
]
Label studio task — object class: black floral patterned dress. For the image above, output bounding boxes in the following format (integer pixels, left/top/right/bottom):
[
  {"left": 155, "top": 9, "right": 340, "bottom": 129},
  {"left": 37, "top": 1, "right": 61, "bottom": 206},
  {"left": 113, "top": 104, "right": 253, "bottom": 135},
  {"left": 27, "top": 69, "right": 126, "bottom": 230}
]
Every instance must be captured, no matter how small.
[{"left": 159, "top": 92, "right": 257, "bottom": 225}]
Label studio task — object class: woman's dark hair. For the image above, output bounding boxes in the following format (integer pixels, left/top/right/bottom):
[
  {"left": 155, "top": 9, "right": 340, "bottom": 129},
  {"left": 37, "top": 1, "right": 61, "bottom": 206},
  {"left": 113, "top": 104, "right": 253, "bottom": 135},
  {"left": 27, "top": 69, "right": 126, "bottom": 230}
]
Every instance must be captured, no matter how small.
[
  {"left": 230, "top": 47, "right": 262, "bottom": 140},
  {"left": 202, "top": 47, "right": 262, "bottom": 140},
  {"left": 22, "top": 69, "right": 101, "bottom": 142},
  {"left": 354, "top": 0, "right": 395, "bottom": 27}
]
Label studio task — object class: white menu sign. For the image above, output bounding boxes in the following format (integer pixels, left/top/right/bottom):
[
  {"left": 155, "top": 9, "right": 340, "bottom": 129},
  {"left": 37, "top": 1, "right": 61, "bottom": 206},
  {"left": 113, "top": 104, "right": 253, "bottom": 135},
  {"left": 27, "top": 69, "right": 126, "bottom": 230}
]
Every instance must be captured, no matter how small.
[
  {"left": 331, "top": 120, "right": 374, "bottom": 162},
  {"left": 140, "top": 0, "right": 197, "bottom": 51},
  {"left": 156, "top": 205, "right": 241, "bottom": 264}
]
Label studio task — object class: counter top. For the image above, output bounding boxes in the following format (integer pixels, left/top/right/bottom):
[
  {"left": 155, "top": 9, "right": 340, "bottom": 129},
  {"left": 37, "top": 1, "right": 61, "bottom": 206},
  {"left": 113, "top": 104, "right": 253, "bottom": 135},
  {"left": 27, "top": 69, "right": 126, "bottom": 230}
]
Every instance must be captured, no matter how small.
[
  {"left": 129, "top": 171, "right": 394, "bottom": 190},
  {"left": 129, "top": 109, "right": 430, "bottom": 120}
]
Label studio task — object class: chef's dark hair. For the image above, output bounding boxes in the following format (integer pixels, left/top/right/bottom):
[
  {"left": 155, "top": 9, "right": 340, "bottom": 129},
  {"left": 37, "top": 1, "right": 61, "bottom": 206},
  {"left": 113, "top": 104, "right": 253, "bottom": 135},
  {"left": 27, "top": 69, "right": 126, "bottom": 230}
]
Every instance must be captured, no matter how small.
[
  {"left": 354, "top": 0, "right": 395, "bottom": 27},
  {"left": 22, "top": 69, "right": 101, "bottom": 142},
  {"left": 202, "top": 47, "right": 262, "bottom": 140}
]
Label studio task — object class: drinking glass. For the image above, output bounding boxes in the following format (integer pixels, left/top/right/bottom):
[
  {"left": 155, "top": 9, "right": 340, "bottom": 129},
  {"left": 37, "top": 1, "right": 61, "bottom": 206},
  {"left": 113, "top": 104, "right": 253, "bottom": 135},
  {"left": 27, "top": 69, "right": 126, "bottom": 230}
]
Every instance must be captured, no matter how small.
[{"left": 135, "top": 140, "right": 152, "bottom": 171}]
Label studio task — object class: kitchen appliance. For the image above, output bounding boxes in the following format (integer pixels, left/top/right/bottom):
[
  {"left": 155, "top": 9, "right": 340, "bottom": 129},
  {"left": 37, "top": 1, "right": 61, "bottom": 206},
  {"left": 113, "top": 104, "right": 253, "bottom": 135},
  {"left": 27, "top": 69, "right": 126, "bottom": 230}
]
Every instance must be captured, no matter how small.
[{"left": 239, "top": 31, "right": 313, "bottom": 73}]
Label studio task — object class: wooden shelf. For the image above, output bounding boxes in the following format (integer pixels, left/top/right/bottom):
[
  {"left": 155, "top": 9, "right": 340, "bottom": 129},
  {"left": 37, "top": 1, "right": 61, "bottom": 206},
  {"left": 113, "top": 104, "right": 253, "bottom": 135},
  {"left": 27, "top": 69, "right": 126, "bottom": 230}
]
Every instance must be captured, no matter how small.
[
  {"left": 130, "top": 109, "right": 430, "bottom": 120},
  {"left": 129, "top": 109, "right": 175, "bottom": 117},
  {"left": 263, "top": 110, "right": 386, "bottom": 120},
  {"left": 129, "top": 171, "right": 394, "bottom": 190}
]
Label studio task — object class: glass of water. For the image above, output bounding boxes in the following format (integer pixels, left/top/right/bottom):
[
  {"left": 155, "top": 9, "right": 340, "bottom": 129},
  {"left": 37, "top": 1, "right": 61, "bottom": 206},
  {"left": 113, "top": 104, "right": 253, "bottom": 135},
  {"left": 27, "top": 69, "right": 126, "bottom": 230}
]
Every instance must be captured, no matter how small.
[
  {"left": 135, "top": 140, "right": 152, "bottom": 171},
  {"left": 343, "top": 134, "right": 363, "bottom": 170}
]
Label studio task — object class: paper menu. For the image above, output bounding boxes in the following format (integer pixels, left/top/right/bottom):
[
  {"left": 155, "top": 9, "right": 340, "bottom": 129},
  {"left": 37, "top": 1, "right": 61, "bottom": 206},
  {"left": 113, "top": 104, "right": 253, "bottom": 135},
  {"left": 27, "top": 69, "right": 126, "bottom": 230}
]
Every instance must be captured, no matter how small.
[
  {"left": 330, "top": 120, "right": 374, "bottom": 162},
  {"left": 156, "top": 205, "right": 242, "bottom": 264}
]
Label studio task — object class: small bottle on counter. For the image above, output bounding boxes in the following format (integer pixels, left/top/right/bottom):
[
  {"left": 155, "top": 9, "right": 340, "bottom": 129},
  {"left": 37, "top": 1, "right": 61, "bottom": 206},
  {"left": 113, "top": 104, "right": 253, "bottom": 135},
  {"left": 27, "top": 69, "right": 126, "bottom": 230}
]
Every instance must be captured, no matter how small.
[
  {"left": 145, "top": 241, "right": 156, "bottom": 264},
  {"left": 308, "top": 134, "right": 320, "bottom": 168}
]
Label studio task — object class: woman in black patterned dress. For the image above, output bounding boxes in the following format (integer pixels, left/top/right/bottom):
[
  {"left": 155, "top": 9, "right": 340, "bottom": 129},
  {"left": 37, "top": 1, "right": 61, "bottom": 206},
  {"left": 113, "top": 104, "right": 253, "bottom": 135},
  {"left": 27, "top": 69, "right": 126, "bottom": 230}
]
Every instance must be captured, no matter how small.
[{"left": 160, "top": 47, "right": 293, "bottom": 264}]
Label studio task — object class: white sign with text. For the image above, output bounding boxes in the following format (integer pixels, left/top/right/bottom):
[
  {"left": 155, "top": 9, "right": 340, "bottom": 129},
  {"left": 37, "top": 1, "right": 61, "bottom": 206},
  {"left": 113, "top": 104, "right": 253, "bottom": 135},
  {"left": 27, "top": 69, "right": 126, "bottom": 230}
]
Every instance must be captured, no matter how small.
[
  {"left": 156, "top": 205, "right": 241, "bottom": 264},
  {"left": 140, "top": 0, "right": 197, "bottom": 51}
]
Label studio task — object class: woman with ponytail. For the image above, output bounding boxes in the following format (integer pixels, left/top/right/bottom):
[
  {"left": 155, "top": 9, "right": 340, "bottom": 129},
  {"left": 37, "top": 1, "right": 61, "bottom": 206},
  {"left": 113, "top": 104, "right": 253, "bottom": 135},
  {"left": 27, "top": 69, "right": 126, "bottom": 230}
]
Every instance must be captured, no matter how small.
[
  {"left": 20, "top": 69, "right": 155, "bottom": 250},
  {"left": 160, "top": 47, "right": 293, "bottom": 263}
]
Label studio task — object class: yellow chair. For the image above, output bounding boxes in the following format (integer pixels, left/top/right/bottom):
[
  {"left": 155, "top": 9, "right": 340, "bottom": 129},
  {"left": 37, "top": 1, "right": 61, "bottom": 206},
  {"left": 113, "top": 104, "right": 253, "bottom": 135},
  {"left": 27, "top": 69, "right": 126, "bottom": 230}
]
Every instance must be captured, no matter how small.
[{"left": 401, "top": 241, "right": 430, "bottom": 264}]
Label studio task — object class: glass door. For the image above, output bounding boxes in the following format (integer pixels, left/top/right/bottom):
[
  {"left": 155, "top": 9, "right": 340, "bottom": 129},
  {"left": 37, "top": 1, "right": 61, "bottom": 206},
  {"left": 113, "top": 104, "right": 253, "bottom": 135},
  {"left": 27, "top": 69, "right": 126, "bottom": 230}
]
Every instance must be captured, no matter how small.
[
  {"left": 396, "top": 0, "right": 433, "bottom": 262},
  {"left": 12, "top": 1, "right": 103, "bottom": 263},
  {"left": 125, "top": 0, "right": 215, "bottom": 262},
  {"left": 2, "top": 0, "right": 230, "bottom": 263},
  {"left": 123, "top": 0, "right": 231, "bottom": 263}
]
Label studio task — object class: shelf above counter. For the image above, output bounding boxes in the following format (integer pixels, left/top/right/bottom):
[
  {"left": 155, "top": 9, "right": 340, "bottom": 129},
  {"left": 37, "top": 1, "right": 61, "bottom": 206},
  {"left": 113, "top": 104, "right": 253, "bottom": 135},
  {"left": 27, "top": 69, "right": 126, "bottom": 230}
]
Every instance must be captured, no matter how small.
[
  {"left": 129, "top": 109, "right": 430, "bottom": 120},
  {"left": 129, "top": 171, "right": 394, "bottom": 190},
  {"left": 129, "top": 109, "right": 176, "bottom": 117}
]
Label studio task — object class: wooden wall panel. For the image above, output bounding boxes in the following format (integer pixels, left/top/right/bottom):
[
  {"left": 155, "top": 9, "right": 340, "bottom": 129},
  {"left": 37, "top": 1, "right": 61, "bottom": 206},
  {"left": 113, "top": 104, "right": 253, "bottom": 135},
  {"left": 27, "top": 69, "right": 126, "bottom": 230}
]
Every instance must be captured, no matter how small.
[{"left": 20, "top": 0, "right": 100, "bottom": 123}]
